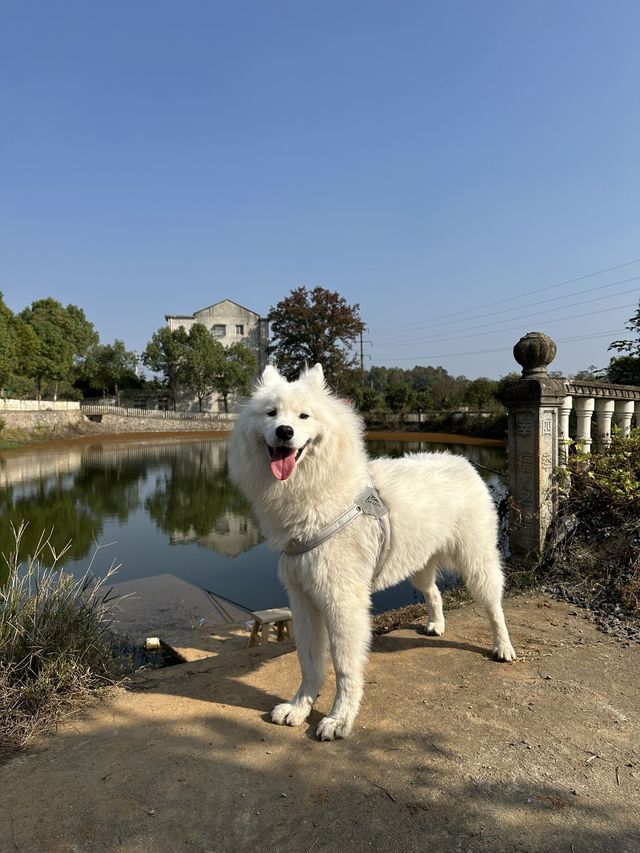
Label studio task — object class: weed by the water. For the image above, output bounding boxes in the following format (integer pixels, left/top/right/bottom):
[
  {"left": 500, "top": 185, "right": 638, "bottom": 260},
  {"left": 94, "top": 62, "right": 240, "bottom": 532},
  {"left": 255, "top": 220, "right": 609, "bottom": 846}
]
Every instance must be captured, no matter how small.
[{"left": 0, "top": 523, "right": 124, "bottom": 749}]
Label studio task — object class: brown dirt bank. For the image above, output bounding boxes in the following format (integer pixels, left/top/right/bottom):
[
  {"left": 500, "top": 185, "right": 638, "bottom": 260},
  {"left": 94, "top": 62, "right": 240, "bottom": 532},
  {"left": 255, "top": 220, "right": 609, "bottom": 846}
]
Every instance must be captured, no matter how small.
[
  {"left": 1, "top": 595, "right": 638, "bottom": 853},
  {"left": 366, "top": 430, "right": 506, "bottom": 446}
]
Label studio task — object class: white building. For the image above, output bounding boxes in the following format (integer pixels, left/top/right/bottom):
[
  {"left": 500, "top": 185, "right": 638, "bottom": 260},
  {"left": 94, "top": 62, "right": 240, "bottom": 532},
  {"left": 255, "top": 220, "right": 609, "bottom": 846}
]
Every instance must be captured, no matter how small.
[
  {"left": 165, "top": 299, "right": 269, "bottom": 373},
  {"left": 164, "top": 299, "right": 269, "bottom": 412}
]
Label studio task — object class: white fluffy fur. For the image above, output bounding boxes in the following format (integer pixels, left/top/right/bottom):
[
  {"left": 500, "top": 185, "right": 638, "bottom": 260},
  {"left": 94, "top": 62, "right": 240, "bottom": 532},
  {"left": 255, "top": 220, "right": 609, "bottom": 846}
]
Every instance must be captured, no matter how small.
[{"left": 228, "top": 364, "right": 516, "bottom": 741}]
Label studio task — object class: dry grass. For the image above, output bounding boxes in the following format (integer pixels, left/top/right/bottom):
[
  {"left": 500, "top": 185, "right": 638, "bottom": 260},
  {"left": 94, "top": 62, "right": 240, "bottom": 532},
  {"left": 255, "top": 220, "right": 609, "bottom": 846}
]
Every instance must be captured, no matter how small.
[
  {"left": 0, "top": 523, "right": 125, "bottom": 750},
  {"left": 541, "top": 429, "right": 640, "bottom": 617}
]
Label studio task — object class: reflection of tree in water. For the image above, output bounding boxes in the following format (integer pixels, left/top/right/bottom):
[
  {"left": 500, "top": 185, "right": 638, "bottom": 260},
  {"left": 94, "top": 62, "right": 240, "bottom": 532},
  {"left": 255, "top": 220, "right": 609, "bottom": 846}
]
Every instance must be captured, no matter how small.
[
  {"left": 145, "top": 444, "right": 253, "bottom": 541},
  {"left": 0, "top": 460, "right": 146, "bottom": 583}
]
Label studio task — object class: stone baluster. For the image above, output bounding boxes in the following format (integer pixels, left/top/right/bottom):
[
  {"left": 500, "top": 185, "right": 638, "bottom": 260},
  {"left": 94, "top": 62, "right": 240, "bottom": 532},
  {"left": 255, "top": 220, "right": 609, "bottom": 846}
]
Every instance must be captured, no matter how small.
[
  {"left": 594, "top": 399, "right": 615, "bottom": 448},
  {"left": 615, "top": 400, "right": 635, "bottom": 438},
  {"left": 558, "top": 395, "right": 573, "bottom": 464},
  {"left": 573, "top": 397, "right": 595, "bottom": 452}
]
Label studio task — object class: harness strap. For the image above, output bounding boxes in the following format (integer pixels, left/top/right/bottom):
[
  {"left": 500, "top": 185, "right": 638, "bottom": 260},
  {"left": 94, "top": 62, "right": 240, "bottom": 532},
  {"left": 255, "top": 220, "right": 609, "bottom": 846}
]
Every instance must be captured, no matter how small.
[{"left": 282, "top": 483, "right": 390, "bottom": 580}]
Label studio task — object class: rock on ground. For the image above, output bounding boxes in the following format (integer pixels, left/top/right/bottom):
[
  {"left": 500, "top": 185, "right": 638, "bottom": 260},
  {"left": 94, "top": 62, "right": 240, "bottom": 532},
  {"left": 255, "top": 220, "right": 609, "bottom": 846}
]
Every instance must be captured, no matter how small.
[{"left": 1, "top": 595, "right": 638, "bottom": 853}]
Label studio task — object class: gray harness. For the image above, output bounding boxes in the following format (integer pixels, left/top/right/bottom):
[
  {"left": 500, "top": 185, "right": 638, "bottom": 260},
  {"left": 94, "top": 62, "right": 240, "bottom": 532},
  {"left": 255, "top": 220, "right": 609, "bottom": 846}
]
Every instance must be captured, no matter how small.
[{"left": 282, "top": 482, "right": 391, "bottom": 581}]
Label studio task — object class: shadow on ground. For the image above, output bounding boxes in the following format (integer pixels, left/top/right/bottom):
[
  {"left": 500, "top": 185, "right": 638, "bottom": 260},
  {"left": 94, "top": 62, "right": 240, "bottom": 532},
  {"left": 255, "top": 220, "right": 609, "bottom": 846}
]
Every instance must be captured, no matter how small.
[{"left": 1, "top": 596, "right": 638, "bottom": 853}]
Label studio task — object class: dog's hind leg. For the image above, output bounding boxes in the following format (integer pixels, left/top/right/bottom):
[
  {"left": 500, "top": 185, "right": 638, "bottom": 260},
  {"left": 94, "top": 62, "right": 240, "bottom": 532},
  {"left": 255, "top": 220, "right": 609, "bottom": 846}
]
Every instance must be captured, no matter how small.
[
  {"left": 271, "top": 582, "right": 328, "bottom": 728},
  {"left": 411, "top": 559, "right": 445, "bottom": 636},
  {"left": 458, "top": 547, "right": 516, "bottom": 662},
  {"left": 315, "top": 588, "right": 371, "bottom": 741}
]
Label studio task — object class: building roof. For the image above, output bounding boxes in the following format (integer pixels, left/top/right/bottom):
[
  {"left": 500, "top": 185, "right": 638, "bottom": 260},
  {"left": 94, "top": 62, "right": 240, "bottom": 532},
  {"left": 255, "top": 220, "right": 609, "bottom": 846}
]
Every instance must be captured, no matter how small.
[{"left": 165, "top": 299, "right": 263, "bottom": 321}]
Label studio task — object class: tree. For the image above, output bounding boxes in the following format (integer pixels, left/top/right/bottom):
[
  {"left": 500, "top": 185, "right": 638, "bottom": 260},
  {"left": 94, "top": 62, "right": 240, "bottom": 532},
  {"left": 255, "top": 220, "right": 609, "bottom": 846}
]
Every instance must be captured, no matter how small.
[
  {"left": 571, "top": 365, "right": 606, "bottom": 382},
  {"left": 20, "top": 298, "right": 97, "bottom": 400},
  {"left": 84, "top": 340, "right": 138, "bottom": 404},
  {"left": 609, "top": 301, "right": 640, "bottom": 358},
  {"left": 214, "top": 342, "right": 257, "bottom": 413},
  {"left": 183, "top": 324, "right": 224, "bottom": 412},
  {"left": 464, "top": 377, "right": 499, "bottom": 411},
  {"left": 142, "top": 326, "right": 189, "bottom": 409},
  {"left": 385, "top": 382, "right": 415, "bottom": 414},
  {"left": 607, "top": 355, "right": 640, "bottom": 386},
  {"left": 268, "top": 286, "right": 365, "bottom": 386},
  {"left": 607, "top": 303, "right": 640, "bottom": 386},
  {"left": 0, "top": 293, "right": 16, "bottom": 397}
]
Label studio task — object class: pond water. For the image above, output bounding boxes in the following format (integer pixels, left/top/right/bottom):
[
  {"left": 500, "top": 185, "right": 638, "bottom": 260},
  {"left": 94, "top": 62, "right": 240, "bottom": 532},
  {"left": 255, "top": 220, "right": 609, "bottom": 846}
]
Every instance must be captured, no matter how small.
[{"left": 0, "top": 436, "right": 506, "bottom": 615}]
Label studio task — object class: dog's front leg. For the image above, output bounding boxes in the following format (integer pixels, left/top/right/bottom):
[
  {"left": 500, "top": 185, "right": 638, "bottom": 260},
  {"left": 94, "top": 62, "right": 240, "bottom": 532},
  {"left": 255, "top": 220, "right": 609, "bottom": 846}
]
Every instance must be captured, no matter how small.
[
  {"left": 271, "top": 582, "right": 328, "bottom": 728},
  {"left": 316, "top": 593, "right": 371, "bottom": 741}
]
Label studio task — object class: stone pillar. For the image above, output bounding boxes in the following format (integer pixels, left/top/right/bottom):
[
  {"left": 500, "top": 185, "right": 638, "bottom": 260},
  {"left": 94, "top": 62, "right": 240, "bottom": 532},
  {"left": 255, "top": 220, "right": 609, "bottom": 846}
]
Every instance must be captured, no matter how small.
[
  {"left": 595, "top": 398, "right": 616, "bottom": 448},
  {"left": 615, "top": 400, "right": 635, "bottom": 437},
  {"left": 498, "top": 332, "right": 568, "bottom": 565},
  {"left": 559, "top": 395, "right": 573, "bottom": 464},
  {"left": 573, "top": 397, "right": 595, "bottom": 452}
]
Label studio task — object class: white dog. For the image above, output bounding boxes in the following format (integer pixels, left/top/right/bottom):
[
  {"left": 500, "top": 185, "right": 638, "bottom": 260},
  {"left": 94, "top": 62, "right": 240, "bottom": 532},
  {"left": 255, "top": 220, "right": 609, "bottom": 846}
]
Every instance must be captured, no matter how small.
[{"left": 228, "top": 364, "right": 516, "bottom": 741}]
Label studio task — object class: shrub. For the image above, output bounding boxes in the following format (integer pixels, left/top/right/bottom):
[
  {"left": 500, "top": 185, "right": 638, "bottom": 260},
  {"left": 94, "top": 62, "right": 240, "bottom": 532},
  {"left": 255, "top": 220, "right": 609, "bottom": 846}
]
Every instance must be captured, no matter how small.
[
  {"left": 543, "top": 429, "right": 640, "bottom": 616},
  {"left": 0, "top": 523, "right": 124, "bottom": 748}
]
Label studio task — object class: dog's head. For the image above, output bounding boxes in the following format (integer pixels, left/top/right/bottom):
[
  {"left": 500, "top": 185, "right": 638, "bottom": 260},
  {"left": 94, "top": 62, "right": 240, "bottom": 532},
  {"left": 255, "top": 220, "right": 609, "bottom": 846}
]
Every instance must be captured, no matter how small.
[{"left": 250, "top": 363, "right": 327, "bottom": 481}]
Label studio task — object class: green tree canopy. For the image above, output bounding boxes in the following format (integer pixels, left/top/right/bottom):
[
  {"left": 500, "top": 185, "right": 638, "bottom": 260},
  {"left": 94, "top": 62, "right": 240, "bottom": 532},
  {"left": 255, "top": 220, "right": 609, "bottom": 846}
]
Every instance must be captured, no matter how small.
[
  {"left": 607, "top": 302, "right": 640, "bottom": 386},
  {"left": 182, "top": 323, "right": 225, "bottom": 411},
  {"left": 609, "top": 301, "right": 640, "bottom": 358},
  {"left": 0, "top": 293, "right": 16, "bottom": 396},
  {"left": 19, "top": 298, "right": 97, "bottom": 399},
  {"left": 142, "top": 326, "right": 189, "bottom": 409},
  {"left": 268, "top": 286, "right": 365, "bottom": 387},
  {"left": 607, "top": 355, "right": 640, "bottom": 386},
  {"left": 214, "top": 342, "right": 257, "bottom": 413},
  {"left": 83, "top": 340, "right": 139, "bottom": 404}
]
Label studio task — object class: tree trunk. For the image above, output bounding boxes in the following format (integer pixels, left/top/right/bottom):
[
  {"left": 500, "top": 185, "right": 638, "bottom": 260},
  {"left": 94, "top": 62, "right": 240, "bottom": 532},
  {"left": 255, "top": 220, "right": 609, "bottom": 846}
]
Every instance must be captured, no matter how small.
[
  {"left": 53, "top": 381, "right": 59, "bottom": 402},
  {"left": 115, "top": 382, "right": 120, "bottom": 406}
]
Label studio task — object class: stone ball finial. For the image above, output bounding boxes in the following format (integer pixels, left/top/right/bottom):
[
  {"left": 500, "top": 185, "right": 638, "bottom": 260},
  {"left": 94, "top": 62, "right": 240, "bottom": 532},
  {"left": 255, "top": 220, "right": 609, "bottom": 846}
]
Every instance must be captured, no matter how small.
[{"left": 513, "top": 331, "right": 557, "bottom": 377}]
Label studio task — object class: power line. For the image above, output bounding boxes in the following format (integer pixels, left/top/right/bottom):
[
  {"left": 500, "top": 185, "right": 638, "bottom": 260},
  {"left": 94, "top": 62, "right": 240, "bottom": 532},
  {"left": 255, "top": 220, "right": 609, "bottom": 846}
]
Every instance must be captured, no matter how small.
[
  {"left": 373, "top": 328, "right": 628, "bottom": 363},
  {"left": 377, "top": 293, "right": 640, "bottom": 348},
  {"left": 375, "top": 274, "right": 640, "bottom": 338},
  {"left": 372, "top": 257, "right": 640, "bottom": 334}
]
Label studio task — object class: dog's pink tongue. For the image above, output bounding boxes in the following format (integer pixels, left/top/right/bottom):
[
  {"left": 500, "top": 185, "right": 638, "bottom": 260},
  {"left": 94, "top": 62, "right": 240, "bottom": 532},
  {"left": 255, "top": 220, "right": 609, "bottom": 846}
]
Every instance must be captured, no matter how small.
[{"left": 270, "top": 447, "right": 297, "bottom": 480}]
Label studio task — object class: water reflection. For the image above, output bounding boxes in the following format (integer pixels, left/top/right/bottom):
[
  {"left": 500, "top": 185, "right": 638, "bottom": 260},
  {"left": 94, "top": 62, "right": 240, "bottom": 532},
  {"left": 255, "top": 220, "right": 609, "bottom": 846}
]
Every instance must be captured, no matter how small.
[
  {"left": 0, "top": 437, "right": 506, "bottom": 614},
  {"left": 144, "top": 442, "right": 261, "bottom": 556}
]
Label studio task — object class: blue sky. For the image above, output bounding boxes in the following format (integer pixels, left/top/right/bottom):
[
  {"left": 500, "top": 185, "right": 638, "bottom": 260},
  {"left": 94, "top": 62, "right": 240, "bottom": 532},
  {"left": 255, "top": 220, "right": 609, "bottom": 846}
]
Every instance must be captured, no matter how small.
[{"left": 2, "top": 1, "right": 639, "bottom": 379}]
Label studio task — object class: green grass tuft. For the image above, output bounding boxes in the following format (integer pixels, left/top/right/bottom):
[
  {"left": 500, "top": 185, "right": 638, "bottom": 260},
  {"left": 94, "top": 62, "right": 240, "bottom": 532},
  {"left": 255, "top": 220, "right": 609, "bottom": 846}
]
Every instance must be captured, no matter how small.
[{"left": 1, "top": 523, "right": 125, "bottom": 749}]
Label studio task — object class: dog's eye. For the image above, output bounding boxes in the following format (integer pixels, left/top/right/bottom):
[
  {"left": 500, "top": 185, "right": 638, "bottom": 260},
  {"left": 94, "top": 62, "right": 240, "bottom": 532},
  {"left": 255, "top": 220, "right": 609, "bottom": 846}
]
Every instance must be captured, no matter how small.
[
  {"left": 299, "top": 413, "right": 310, "bottom": 420},
  {"left": 267, "top": 409, "right": 277, "bottom": 417}
]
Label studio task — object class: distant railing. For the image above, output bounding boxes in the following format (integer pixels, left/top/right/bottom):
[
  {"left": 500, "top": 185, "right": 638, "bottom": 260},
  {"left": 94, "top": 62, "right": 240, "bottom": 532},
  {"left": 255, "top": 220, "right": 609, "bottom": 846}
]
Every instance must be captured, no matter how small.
[{"left": 80, "top": 404, "right": 238, "bottom": 422}]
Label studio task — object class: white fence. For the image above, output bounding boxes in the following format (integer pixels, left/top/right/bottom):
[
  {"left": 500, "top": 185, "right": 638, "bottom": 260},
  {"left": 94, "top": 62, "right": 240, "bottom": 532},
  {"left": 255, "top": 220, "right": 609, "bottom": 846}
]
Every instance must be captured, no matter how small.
[
  {"left": 0, "top": 399, "right": 80, "bottom": 411},
  {"left": 80, "top": 404, "right": 238, "bottom": 422}
]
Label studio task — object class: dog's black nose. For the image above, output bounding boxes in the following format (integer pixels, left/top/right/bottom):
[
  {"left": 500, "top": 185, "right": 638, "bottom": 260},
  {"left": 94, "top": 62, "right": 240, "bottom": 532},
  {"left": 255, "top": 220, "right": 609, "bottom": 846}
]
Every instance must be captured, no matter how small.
[{"left": 275, "top": 424, "right": 294, "bottom": 441}]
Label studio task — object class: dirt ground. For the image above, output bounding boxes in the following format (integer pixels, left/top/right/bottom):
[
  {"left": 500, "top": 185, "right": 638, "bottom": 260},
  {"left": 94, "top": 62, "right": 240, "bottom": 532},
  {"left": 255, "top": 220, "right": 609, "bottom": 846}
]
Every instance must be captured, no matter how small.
[{"left": 1, "top": 595, "right": 638, "bottom": 853}]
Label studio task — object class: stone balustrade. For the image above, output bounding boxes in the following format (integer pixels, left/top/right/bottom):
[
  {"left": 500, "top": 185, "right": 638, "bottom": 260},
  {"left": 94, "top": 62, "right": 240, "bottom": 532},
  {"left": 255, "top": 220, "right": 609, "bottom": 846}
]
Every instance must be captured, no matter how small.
[
  {"left": 559, "top": 381, "right": 640, "bottom": 460},
  {"left": 499, "top": 332, "right": 640, "bottom": 565}
]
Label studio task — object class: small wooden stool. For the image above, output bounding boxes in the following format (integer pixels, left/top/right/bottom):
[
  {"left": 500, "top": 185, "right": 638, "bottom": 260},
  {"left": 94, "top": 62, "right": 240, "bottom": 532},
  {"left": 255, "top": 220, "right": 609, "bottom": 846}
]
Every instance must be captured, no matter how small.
[{"left": 248, "top": 607, "right": 294, "bottom": 647}]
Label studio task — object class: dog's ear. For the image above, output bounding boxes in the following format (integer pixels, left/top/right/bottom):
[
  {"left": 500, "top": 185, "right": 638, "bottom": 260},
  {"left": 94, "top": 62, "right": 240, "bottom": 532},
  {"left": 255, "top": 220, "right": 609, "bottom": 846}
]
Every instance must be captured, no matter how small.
[
  {"left": 301, "top": 363, "right": 325, "bottom": 388},
  {"left": 260, "top": 364, "right": 283, "bottom": 385}
]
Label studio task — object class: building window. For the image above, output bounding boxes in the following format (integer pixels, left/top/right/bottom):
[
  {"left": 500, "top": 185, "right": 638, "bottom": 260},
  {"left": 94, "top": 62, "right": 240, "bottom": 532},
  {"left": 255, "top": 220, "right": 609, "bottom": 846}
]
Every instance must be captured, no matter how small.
[
  {"left": 212, "top": 324, "right": 226, "bottom": 337},
  {"left": 235, "top": 324, "right": 244, "bottom": 335}
]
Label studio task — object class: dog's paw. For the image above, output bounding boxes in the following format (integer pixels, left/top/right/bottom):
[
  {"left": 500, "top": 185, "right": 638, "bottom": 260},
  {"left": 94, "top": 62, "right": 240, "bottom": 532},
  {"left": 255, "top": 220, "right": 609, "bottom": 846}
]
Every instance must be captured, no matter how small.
[
  {"left": 493, "top": 641, "right": 517, "bottom": 662},
  {"left": 425, "top": 620, "right": 445, "bottom": 636},
  {"left": 316, "top": 715, "right": 353, "bottom": 741},
  {"left": 270, "top": 702, "right": 309, "bottom": 727}
]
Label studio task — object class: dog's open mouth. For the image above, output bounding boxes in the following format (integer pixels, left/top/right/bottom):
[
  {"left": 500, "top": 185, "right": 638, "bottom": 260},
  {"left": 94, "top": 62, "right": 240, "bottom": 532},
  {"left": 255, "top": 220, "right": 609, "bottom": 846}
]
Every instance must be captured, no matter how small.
[{"left": 267, "top": 441, "right": 309, "bottom": 481}]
